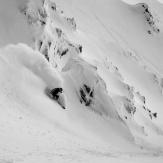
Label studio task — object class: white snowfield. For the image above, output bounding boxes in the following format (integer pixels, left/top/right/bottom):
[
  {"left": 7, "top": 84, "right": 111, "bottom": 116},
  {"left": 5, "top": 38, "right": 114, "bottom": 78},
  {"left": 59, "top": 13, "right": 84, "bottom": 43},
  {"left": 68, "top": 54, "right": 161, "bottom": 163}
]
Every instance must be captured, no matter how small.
[{"left": 0, "top": 0, "right": 163, "bottom": 162}]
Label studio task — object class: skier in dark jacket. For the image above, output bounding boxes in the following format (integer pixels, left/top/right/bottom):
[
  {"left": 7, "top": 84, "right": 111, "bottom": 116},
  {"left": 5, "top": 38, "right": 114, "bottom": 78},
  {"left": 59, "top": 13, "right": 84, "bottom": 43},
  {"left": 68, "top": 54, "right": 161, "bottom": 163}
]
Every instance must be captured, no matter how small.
[{"left": 45, "top": 87, "right": 66, "bottom": 109}]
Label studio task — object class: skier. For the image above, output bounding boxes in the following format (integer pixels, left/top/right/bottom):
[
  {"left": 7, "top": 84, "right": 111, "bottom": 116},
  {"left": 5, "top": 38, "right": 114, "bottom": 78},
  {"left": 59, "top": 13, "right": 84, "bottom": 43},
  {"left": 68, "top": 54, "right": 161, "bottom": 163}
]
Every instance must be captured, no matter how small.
[{"left": 45, "top": 87, "right": 66, "bottom": 109}]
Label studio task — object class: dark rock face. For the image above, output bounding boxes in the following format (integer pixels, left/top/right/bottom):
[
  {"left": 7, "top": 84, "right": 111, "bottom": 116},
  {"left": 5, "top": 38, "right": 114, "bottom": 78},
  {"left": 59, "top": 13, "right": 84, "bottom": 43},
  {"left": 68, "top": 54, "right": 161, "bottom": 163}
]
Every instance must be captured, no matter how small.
[
  {"left": 79, "top": 84, "right": 94, "bottom": 106},
  {"left": 57, "top": 48, "right": 69, "bottom": 57},
  {"left": 78, "top": 45, "right": 82, "bottom": 53},
  {"left": 139, "top": 3, "right": 160, "bottom": 34},
  {"left": 144, "top": 107, "right": 157, "bottom": 120},
  {"left": 153, "top": 112, "right": 157, "bottom": 118}
]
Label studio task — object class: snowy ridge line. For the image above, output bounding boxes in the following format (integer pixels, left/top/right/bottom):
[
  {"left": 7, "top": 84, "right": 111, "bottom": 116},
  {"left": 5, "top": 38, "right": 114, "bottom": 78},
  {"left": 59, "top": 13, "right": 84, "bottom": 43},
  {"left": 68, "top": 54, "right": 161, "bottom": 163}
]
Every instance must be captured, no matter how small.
[{"left": 121, "top": 0, "right": 163, "bottom": 5}]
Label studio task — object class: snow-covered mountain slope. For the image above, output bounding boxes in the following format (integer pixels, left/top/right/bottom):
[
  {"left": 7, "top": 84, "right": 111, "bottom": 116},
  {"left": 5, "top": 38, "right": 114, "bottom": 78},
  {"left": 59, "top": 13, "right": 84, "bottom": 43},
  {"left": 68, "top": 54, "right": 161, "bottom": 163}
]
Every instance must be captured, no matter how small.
[{"left": 0, "top": 0, "right": 163, "bottom": 162}]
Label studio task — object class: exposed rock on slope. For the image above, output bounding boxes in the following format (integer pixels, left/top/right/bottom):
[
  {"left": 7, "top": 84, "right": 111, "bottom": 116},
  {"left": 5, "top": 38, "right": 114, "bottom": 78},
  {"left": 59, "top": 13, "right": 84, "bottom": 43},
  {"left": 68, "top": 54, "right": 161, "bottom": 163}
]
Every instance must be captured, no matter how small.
[{"left": 134, "top": 3, "right": 161, "bottom": 34}]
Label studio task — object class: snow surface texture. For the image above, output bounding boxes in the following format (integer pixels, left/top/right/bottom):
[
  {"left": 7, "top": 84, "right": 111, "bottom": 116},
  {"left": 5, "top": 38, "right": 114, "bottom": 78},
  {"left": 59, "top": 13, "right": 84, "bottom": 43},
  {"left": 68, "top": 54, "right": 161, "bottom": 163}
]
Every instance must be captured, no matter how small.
[{"left": 0, "top": 0, "right": 163, "bottom": 162}]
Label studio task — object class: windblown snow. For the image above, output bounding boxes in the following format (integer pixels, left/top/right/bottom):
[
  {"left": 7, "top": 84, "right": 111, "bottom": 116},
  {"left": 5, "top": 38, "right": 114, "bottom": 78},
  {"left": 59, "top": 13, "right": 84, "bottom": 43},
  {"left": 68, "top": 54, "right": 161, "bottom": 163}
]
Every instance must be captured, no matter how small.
[{"left": 0, "top": 0, "right": 163, "bottom": 162}]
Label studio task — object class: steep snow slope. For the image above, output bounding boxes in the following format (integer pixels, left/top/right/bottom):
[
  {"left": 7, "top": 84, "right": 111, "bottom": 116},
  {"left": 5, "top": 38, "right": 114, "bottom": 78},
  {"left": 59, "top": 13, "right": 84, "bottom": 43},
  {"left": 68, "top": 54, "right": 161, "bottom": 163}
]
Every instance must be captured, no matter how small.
[
  {"left": 51, "top": 0, "right": 163, "bottom": 122},
  {"left": 0, "top": 0, "right": 163, "bottom": 162}
]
